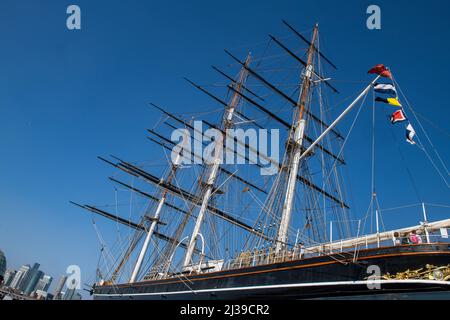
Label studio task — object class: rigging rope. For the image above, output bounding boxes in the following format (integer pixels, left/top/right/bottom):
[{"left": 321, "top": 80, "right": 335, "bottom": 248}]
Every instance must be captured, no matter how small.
[
  {"left": 392, "top": 76, "right": 450, "bottom": 187},
  {"left": 387, "top": 125, "right": 423, "bottom": 202}
]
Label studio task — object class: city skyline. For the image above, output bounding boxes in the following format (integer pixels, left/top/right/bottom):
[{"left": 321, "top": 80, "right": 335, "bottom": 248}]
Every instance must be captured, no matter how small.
[{"left": 0, "top": 254, "right": 81, "bottom": 300}]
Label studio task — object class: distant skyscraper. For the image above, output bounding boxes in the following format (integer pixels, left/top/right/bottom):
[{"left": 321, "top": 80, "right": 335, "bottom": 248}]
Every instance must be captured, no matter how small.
[
  {"left": 25, "top": 270, "right": 43, "bottom": 296},
  {"left": 3, "top": 269, "right": 17, "bottom": 287},
  {"left": 62, "top": 289, "right": 82, "bottom": 300},
  {"left": 53, "top": 275, "right": 67, "bottom": 300},
  {"left": 0, "top": 250, "right": 6, "bottom": 283},
  {"left": 35, "top": 274, "right": 53, "bottom": 292},
  {"left": 10, "top": 265, "right": 30, "bottom": 290},
  {"left": 62, "top": 287, "right": 76, "bottom": 300},
  {"left": 22, "top": 263, "right": 41, "bottom": 295}
]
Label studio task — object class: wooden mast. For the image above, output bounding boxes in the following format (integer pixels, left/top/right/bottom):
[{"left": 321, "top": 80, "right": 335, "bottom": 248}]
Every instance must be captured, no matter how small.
[
  {"left": 275, "top": 24, "right": 319, "bottom": 253},
  {"left": 297, "top": 24, "right": 318, "bottom": 127},
  {"left": 182, "top": 53, "right": 252, "bottom": 268},
  {"left": 128, "top": 128, "right": 188, "bottom": 283}
]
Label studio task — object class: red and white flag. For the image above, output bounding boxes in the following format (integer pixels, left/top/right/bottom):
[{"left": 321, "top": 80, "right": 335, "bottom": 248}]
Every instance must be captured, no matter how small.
[
  {"left": 390, "top": 110, "right": 407, "bottom": 124},
  {"left": 368, "top": 64, "right": 392, "bottom": 79}
]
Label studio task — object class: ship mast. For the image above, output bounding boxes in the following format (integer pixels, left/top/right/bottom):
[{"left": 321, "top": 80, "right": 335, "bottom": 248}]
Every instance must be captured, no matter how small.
[
  {"left": 182, "top": 53, "right": 252, "bottom": 268},
  {"left": 129, "top": 129, "right": 188, "bottom": 283},
  {"left": 275, "top": 24, "right": 319, "bottom": 253}
]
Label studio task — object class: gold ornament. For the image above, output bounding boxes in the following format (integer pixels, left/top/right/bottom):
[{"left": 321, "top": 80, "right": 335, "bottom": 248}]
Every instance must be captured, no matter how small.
[{"left": 380, "top": 264, "right": 450, "bottom": 281}]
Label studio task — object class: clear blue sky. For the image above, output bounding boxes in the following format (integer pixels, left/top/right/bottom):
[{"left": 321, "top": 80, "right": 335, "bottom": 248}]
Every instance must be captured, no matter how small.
[{"left": 0, "top": 0, "right": 449, "bottom": 296}]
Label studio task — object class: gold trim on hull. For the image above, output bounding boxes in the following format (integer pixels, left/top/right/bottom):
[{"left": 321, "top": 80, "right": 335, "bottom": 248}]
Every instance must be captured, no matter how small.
[{"left": 381, "top": 264, "right": 450, "bottom": 281}]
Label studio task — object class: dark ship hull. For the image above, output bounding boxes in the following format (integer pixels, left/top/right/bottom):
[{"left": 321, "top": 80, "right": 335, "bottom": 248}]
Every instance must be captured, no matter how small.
[{"left": 93, "top": 243, "right": 450, "bottom": 300}]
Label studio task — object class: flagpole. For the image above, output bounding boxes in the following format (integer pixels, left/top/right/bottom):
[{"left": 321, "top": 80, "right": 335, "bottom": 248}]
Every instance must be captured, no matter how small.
[
  {"left": 376, "top": 209, "right": 380, "bottom": 248},
  {"left": 299, "top": 75, "right": 381, "bottom": 162},
  {"left": 422, "top": 203, "right": 431, "bottom": 243}
]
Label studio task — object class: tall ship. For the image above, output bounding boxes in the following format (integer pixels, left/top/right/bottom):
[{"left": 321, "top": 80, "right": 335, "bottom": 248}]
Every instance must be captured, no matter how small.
[{"left": 72, "top": 21, "right": 450, "bottom": 300}]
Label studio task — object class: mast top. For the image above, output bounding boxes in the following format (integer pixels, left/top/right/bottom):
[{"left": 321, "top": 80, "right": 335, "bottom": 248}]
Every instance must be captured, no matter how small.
[{"left": 297, "top": 23, "right": 319, "bottom": 122}]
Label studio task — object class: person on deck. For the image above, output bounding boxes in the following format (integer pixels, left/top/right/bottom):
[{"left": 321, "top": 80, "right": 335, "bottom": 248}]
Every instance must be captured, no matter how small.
[
  {"left": 415, "top": 230, "right": 423, "bottom": 244},
  {"left": 409, "top": 230, "right": 421, "bottom": 244},
  {"left": 393, "top": 232, "right": 401, "bottom": 246},
  {"left": 297, "top": 243, "right": 305, "bottom": 259},
  {"left": 400, "top": 232, "right": 410, "bottom": 245}
]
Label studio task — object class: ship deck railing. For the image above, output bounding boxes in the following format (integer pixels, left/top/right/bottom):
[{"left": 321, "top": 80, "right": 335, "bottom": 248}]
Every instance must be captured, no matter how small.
[
  {"left": 142, "top": 234, "right": 449, "bottom": 281},
  {"left": 220, "top": 232, "right": 450, "bottom": 273}
]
